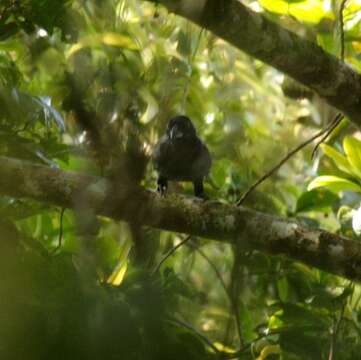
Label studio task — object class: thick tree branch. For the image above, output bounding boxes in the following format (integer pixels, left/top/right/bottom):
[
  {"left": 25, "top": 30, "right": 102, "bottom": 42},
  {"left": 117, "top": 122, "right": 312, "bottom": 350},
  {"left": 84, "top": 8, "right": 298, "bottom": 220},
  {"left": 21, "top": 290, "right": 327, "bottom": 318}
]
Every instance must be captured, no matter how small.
[
  {"left": 1, "top": 156, "right": 361, "bottom": 281},
  {"left": 146, "top": 0, "right": 361, "bottom": 125}
]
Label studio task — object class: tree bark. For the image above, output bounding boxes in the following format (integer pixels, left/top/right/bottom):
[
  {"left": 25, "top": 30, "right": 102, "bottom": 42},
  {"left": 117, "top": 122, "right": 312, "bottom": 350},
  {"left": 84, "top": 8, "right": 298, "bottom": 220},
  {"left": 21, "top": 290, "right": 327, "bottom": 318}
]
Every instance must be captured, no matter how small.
[
  {"left": 145, "top": 0, "right": 361, "bottom": 125},
  {"left": 1, "top": 155, "right": 361, "bottom": 281}
]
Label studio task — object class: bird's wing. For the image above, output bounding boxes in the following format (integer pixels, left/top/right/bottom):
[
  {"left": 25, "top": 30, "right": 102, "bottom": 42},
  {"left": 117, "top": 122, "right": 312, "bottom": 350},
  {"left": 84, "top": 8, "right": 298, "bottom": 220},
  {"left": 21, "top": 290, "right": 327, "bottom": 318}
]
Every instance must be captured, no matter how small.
[
  {"left": 152, "top": 135, "right": 171, "bottom": 170},
  {"left": 153, "top": 135, "right": 211, "bottom": 180},
  {"left": 191, "top": 142, "right": 212, "bottom": 179}
]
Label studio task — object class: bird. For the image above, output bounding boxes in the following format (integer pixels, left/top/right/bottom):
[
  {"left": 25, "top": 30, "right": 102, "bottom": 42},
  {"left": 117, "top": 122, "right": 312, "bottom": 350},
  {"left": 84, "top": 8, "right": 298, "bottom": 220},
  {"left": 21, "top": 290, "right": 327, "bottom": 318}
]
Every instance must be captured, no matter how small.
[{"left": 153, "top": 115, "right": 212, "bottom": 198}]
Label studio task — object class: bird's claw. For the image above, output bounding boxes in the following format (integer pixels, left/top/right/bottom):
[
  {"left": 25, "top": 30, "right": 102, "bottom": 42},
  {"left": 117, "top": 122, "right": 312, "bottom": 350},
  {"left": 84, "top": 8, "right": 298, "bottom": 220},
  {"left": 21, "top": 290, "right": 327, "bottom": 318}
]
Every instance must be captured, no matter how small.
[
  {"left": 196, "top": 192, "right": 209, "bottom": 201},
  {"left": 157, "top": 185, "right": 167, "bottom": 196}
]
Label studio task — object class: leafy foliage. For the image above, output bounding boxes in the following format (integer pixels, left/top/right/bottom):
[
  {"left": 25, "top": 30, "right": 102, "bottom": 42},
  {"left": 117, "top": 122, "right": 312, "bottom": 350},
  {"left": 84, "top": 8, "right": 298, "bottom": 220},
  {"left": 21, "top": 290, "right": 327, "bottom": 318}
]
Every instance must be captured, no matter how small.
[{"left": 1, "top": 0, "right": 361, "bottom": 359}]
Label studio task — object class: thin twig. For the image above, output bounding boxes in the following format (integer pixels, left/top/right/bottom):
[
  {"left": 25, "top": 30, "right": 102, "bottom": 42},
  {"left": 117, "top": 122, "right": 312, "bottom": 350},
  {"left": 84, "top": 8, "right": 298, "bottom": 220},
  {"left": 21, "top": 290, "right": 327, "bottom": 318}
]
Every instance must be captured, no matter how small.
[
  {"left": 311, "top": 113, "right": 344, "bottom": 159},
  {"left": 188, "top": 242, "right": 244, "bottom": 346},
  {"left": 236, "top": 120, "right": 340, "bottom": 206},
  {"left": 152, "top": 235, "right": 192, "bottom": 274},
  {"left": 182, "top": 241, "right": 245, "bottom": 353},
  {"left": 167, "top": 317, "right": 222, "bottom": 354},
  {"left": 229, "top": 250, "right": 244, "bottom": 347},
  {"left": 218, "top": 315, "right": 234, "bottom": 360},
  {"left": 225, "top": 326, "right": 316, "bottom": 360},
  {"left": 218, "top": 250, "right": 245, "bottom": 358},
  {"left": 340, "top": 0, "right": 349, "bottom": 61},
  {"left": 188, "top": 242, "right": 229, "bottom": 297},
  {"left": 169, "top": 317, "right": 265, "bottom": 360},
  {"left": 328, "top": 304, "right": 345, "bottom": 360}
]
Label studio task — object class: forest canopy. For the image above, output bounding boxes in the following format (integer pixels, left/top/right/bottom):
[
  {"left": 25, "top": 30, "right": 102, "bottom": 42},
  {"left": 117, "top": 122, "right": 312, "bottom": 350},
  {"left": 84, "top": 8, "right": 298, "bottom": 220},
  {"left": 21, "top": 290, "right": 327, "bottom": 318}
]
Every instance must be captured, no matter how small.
[{"left": 2, "top": 0, "right": 361, "bottom": 359}]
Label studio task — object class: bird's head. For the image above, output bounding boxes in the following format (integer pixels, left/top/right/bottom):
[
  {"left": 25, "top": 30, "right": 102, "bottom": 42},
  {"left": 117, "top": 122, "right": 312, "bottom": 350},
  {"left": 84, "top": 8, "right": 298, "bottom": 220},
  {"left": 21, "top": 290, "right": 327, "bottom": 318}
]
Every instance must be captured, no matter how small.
[{"left": 166, "top": 115, "right": 197, "bottom": 141}]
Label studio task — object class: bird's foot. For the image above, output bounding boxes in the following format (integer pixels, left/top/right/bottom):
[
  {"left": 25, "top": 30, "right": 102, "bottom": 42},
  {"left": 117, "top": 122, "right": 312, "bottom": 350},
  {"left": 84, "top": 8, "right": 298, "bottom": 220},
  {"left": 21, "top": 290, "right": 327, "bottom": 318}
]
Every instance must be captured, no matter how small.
[
  {"left": 157, "top": 184, "right": 167, "bottom": 197},
  {"left": 195, "top": 192, "right": 209, "bottom": 201}
]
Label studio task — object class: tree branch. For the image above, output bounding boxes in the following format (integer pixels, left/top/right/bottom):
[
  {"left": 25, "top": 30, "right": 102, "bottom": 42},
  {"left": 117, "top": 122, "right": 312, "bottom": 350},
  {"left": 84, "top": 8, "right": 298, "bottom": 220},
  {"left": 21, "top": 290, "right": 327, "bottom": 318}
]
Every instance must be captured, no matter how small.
[
  {"left": 145, "top": 0, "right": 361, "bottom": 125},
  {"left": 1, "top": 156, "right": 361, "bottom": 281}
]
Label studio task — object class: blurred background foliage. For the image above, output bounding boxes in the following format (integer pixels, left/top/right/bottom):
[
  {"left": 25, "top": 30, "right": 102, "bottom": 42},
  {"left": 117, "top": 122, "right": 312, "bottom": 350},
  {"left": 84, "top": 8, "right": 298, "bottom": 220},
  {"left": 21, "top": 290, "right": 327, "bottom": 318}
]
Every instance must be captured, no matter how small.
[{"left": 2, "top": 0, "right": 361, "bottom": 359}]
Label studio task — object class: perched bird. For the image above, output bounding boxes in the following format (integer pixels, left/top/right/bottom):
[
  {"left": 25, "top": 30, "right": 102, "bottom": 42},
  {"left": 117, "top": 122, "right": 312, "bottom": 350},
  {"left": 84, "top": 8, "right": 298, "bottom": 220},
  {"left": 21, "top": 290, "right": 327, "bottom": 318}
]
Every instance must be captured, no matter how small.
[{"left": 153, "top": 115, "right": 212, "bottom": 198}]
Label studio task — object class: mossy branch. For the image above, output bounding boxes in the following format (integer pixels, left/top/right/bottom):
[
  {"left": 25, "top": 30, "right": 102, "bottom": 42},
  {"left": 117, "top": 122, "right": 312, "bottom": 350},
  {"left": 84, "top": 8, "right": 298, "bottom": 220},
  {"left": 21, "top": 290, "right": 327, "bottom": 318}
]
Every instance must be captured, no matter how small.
[
  {"left": 145, "top": 0, "right": 361, "bottom": 125},
  {"left": 1, "top": 156, "right": 361, "bottom": 281}
]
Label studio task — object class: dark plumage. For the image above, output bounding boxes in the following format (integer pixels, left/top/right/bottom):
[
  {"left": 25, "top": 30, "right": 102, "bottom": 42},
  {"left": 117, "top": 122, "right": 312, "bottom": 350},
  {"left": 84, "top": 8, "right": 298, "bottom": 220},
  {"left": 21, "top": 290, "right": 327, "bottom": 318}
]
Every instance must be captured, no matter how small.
[{"left": 153, "top": 115, "right": 212, "bottom": 198}]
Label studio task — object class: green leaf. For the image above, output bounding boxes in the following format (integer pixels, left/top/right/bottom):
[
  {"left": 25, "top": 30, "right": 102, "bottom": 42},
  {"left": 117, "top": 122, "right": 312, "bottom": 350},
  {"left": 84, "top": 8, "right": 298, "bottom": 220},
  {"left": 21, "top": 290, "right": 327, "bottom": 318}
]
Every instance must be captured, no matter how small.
[
  {"left": 352, "top": 205, "right": 361, "bottom": 235},
  {"left": 307, "top": 176, "right": 361, "bottom": 193},
  {"left": 259, "top": 0, "right": 332, "bottom": 24},
  {"left": 66, "top": 32, "right": 138, "bottom": 58},
  {"left": 280, "top": 329, "right": 328, "bottom": 359},
  {"left": 139, "top": 87, "right": 159, "bottom": 124},
  {"left": 296, "top": 188, "right": 339, "bottom": 213},
  {"left": 33, "top": 96, "right": 65, "bottom": 132},
  {"left": 275, "top": 302, "right": 330, "bottom": 328},
  {"left": 343, "top": 136, "right": 361, "bottom": 178},
  {"left": 320, "top": 144, "right": 354, "bottom": 176},
  {"left": 277, "top": 277, "right": 289, "bottom": 302},
  {"left": 258, "top": 345, "right": 281, "bottom": 360}
]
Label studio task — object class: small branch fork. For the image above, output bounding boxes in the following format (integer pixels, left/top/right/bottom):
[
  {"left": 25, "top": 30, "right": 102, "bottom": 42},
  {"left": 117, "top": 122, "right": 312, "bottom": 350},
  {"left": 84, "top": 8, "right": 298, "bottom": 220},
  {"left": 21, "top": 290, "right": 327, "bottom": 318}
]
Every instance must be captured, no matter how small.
[
  {"left": 236, "top": 114, "right": 343, "bottom": 205},
  {"left": 237, "top": 0, "right": 349, "bottom": 206},
  {"left": 152, "top": 235, "right": 192, "bottom": 274}
]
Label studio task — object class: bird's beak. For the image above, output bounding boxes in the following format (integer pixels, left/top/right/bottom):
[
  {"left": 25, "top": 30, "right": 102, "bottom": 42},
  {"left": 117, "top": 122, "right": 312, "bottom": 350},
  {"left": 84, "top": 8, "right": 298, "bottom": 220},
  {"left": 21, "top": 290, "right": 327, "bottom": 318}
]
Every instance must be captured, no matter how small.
[{"left": 170, "top": 126, "right": 183, "bottom": 140}]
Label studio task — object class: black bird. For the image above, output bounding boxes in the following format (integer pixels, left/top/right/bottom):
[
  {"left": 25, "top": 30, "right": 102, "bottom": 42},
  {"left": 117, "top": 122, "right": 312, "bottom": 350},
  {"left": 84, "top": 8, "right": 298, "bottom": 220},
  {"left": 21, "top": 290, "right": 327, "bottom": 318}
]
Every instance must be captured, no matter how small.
[{"left": 153, "top": 115, "right": 212, "bottom": 198}]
